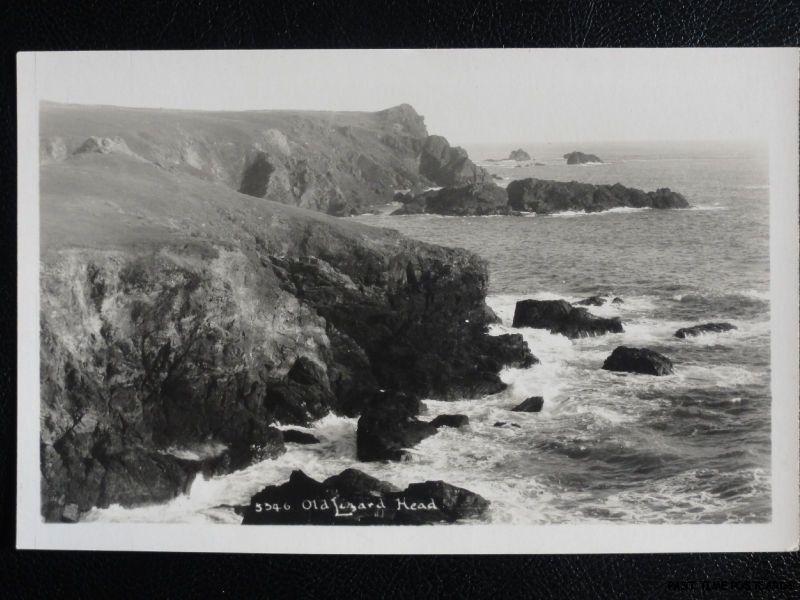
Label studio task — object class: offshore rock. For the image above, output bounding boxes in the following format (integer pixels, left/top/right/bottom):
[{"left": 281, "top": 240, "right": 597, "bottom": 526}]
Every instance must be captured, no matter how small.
[
  {"left": 512, "top": 299, "right": 623, "bottom": 339},
  {"left": 564, "top": 151, "right": 602, "bottom": 164},
  {"left": 512, "top": 396, "right": 544, "bottom": 412},
  {"left": 507, "top": 178, "right": 690, "bottom": 214},
  {"left": 281, "top": 429, "right": 321, "bottom": 444},
  {"left": 674, "top": 322, "right": 737, "bottom": 338},
  {"left": 241, "top": 469, "right": 490, "bottom": 525},
  {"left": 602, "top": 346, "right": 674, "bottom": 376},
  {"left": 429, "top": 414, "right": 470, "bottom": 428},
  {"left": 508, "top": 149, "right": 532, "bottom": 161},
  {"left": 575, "top": 295, "right": 606, "bottom": 306}
]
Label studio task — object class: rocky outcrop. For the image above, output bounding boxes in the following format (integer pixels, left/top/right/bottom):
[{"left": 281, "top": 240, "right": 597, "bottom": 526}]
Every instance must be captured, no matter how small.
[
  {"left": 282, "top": 429, "right": 320, "bottom": 444},
  {"left": 241, "top": 468, "right": 490, "bottom": 525},
  {"left": 429, "top": 414, "right": 469, "bottom": 428},
  {"left": 494, "top": 422, "right": 521, "bottom": 428},
  {"left": 41, "top": 102, "right": 437, "bottom": 216},
  {"left": 508, "top": 149, "right": 532, "bottom": 161},
  {"left": 512, "top": 299, "right": 623, "bottom": 339},
  {"left": 418, "top": 135, "right": 489, "bottom": 187},
  {"left": 392, "top": 182, "right": 513, "bottom": 216},
  {"left": 507, "top": 178, "right": 690, "bottom": 214},
  {"left": 39, "top": 136, "right": 534, "bottom": 520},
  {"left": 356, "top": 392, "right": 437, "bottom": 461},
  {"left": 602, "top": 346, "right": 674, "bottom": 375},
  {"left": 511, "top": 396, "right": 544, "bottom": 412},
  {"left": 564, "top": 151, "right": 602, "bottom": 164},
  {"left": 674, "top": 322, "right": 737, "bottom": 338}
]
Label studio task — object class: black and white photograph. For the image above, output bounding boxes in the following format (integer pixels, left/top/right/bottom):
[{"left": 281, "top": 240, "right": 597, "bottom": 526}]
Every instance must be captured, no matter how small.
[{"left": 16, "top": 49, "right": 799, "bottom": 553}]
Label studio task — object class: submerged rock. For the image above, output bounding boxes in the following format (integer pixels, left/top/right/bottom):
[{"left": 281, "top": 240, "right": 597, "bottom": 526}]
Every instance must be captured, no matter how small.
[
  {"left": 511, "top": 396, "right": 544, "bottom": 412},
  {"left": 241, "top": 468, "right": 490, "bottom": 525},
  {"left": 512, "top": 299, "right": 623, "bottom": 338},
  {"left": 564, "top": 151, "right": 602, "bottom": 164},
  {"left": 493, "top": 421, "right": 521, "bottom": 428},
  {"left": 674, "top": 322, "right": 737, "bottom": 338},
  {"left": 575, "top": 295, "right": 606, "bottom": 306},
  {"left": 391, "top": 182, "right": 511, "bottom": 216},
  {"left": 356, "top": 391, "right": 437, "bottom": 461},
  {"left": 282, "top": 429, "right": 321, "bottom": 444},
  {"left": 506, "top": 178, "right": 690, "bottom": 214},
  {"left": 430, "top": 414, "right": 470, "bottom": 428},
  {"left": 602, "top": 346, "right": 674, "bottom": 375}
]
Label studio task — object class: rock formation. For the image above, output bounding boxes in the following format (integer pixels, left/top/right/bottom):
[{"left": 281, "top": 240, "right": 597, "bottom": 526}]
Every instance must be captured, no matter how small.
[
  {"left": 282, "top": 429, "right": 321, "bottom": 444},
  {"left": 429, "top": 414, "right": 470, "bottom": 428},
  {"left": 508, "top": 149, "right": 532, "bottom": 161},
  {"left": 575, "top": 295, "right": 606, "bottom": 306},
  {"left": 674, "top": 322, "right": 737, "bottom": 338},
  {"left": 38, "top": 111, "right": 535, "bottom": 520},
  {"left": 241, "top": 468, "right": 490, "bottom": 525},
  {"left": 356, "top": 392, "right": 438, "bottom": 461},
  {"left": 602, "top": 347, "right": 674, "bottom": 375},
  {"left": 511, "top": 396, "right": 544, "bottom": 412},
  {"left": 564, "top": 151, "right": 602, "bottom": 164},
  {"left": 512, "top": 299, "right": 623, "bottom": 339},
  {"left": 392, "top": 182, "right": 513, "bottom": 216},
  {"left": 418, "top": 135, "right": 490, "bottom": 187},
  {"left": 507, "top": 178, "right": 690, "bottom": 214}
]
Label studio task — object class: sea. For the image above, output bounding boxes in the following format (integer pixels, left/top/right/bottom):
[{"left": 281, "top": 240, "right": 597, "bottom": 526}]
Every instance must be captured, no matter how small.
[{"left": 85, "top": 141, "right": 772, "bottom": 525}]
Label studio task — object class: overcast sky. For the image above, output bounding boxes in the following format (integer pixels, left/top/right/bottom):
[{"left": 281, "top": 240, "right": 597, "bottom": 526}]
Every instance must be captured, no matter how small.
[{"left": 30, "top": 49, "right": 795, "bottom": 145}]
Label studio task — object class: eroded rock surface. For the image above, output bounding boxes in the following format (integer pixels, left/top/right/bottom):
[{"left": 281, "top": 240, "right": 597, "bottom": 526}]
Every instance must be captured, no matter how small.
[{"left": 602, "top": 346, "right": 674, "bottom": 375}]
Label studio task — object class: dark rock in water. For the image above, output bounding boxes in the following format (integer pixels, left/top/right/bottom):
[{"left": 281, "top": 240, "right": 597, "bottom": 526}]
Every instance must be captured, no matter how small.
[
  {"left": 392, "top": 182, "right": 511, "bottom": 216},
  {"left": 282, "top": 429, "right": 320, "bottom": 444},
  {"left": 512, "top": 396, "right": 544, "bottom": 412},
  {"left": 564, "top": 151, "right": 602, "bottom": 164},
  {"left": 419, "top": 135, "right": 489, "bottom": 187},
  {"left": 200, "top": 427, "right": 286, "bottom": 477},
  {"left": 491, "top": 174, "right": 503, "bottom": 180},
  {"left": 477, "top": 332, "right": 539, "bottom": 370},
  {"left": 575, "top": 295, "right": 606, "bottom": 306},
  {"left": 507, "top": 178, "right": 690, "bottom": 214},
  {"left": 430, "top": 414, "right": 469, "bottom": 428},
  {"left": 512, "top": 299, "right": 623, "bottom": 339},
  {"left": 241, "top": 468, "right": 490, "bottom": 525},
  {"left": 356, "top": 391, "right": 438, "bottom": 461},
  {"left": 494, "top": 421, "right": 521, "bottom": 428},
  {"left": 534, "top": 162, "right": 546, "bottom": 166},
  {"left": 611, "top": 297, "right": 624, "bottom": 304},
  {"left": 602, "top": 346, "right": 674, "bottom": 375},
  {"left": 508, "top": 149, "right": 532, "bottom": 161},
  {"left": 675, "top": 322, "right": 738, "bottom": 339}
]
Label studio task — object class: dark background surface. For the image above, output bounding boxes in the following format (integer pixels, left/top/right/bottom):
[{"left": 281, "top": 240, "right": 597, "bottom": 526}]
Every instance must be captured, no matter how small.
[{"left": 2, "top": 0, "right": 798, "bottom": 597}]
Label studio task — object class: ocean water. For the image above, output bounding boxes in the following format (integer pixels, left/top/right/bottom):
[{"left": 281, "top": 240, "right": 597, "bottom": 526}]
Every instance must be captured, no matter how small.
[{"left": 86, "top": 141, "right": 771, "bottom": 525}]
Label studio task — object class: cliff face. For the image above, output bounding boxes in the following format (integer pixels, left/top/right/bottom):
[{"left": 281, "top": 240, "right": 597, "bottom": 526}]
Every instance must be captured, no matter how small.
[
  {"left": 39, "top": 122, "right": 531, "bottom": 520},
  {"left": 40, "top": 102, "right": 434, "bottom": 216}
]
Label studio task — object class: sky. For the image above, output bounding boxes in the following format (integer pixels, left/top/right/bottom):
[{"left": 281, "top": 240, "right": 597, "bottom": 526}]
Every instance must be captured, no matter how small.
[{"left": 28, "top": 49, "right": 796, "bottom": 145}]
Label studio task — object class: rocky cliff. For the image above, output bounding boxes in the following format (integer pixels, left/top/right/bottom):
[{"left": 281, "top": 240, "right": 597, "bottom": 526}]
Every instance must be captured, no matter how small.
[
  {"left": 38, "top": 113, "right": 532, "bottom": 521},
  {"left": 41, "top": 102, "right": 453, "bottom": 216}
]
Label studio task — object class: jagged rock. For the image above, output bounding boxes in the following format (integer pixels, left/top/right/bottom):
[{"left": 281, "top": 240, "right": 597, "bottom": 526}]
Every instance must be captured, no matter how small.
[
  {"left": 611, "top": 297, "right": 624, "bottom": 304},
  {"left": 241, "top": 469, "right": 490, "bottom": 525},
  {"left": 356, "top": 392, "right": 437, "bottom": 461},
  {"left": 430, "top": 414, "right": 470, "bottom": 428},
  {"left": 508, "top": 149, "right": 532, "bottom": 161},
  {"left": 575, "top": 295, "right": 606, "bottom": 306},
  {"left": 674, "top": 322, "right": 737, "bottom": 338},
  {"left": 494, "top": 421, "right": 521, "bottom": 428},
  {"left": 392, "top": 182, "right": 510, "bottom": 216},
  {"left": 507, "top": 178, "right": 690, "bottom": 214},
  {"left": 512, "top": 396, "right": 544, "bottom": 412},
  {"left": 602, "top": 346, "right": 674, "bottom": 375},
  {"left": 419, "top": 135, "right": 489, "bottom": 187},
  {"left": 564, "top": 151, "right": 602, "bottom": 164},
  {"left": 512, "top": 299, "right": 623, "bottom": 339},
  {"left": 282, "top": 429, "right": 320, "bottom": 444}
]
